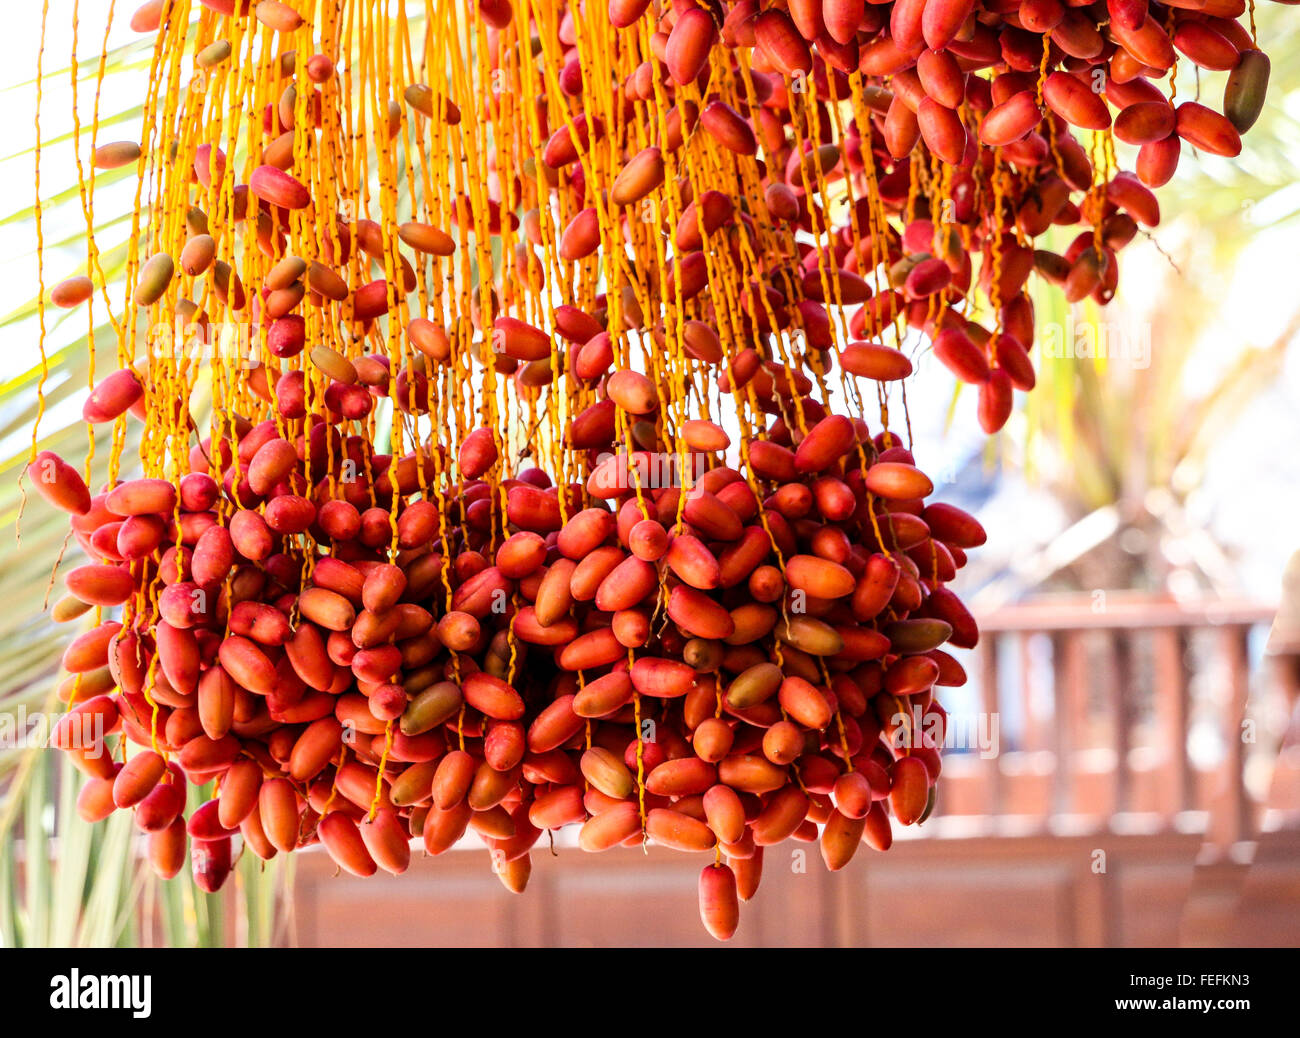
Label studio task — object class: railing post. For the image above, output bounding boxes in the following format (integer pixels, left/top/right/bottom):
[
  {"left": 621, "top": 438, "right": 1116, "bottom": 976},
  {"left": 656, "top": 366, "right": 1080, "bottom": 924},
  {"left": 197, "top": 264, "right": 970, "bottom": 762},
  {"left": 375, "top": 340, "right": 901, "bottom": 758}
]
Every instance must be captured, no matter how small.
[
  {"left": 1152, "top": 626, "right": 1191, "bottom": 823},
  {"left": 1208, "top": 624, "right": 1253, "bottom": 849},
  {"left": 979, "top": 633, "right": 1002, "bottom": 817},
  {"left": 1051, "top": 631, "right": 1086, "bottom": 821},
  {"left": 1110, "top": 629, "right": 1133, "bottom": 817},
  {"left": 1017, "top": 631, "right": 1042, "bottom": 751}
]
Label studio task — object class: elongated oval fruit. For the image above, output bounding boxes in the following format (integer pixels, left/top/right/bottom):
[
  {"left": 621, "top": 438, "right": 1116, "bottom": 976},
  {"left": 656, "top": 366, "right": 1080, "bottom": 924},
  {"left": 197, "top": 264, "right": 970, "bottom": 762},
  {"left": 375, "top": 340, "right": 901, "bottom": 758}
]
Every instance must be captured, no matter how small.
[
  {"left": 666, "top": 8, "right": 716, "bottom": 85},
  {"left": 52, "top": 595, "right": 92, "bottom": 623},
  {"left": 834, "top": 772, "right": 873, "bottom": 820},
  {"left": 698, "top": 863, "right": 740, "bottom": 940},
  {"left": 580, "top": 747, "right": 634, "bottom": 799},
  {"left": 666, "top": 584, "right": 735, "bottom": 640},
  {"left": 978, "top": 369, "right": 1014, "bottom": 434},
  {"left": 187, "top": 799, "right": 237, "bottom": 841},
  {"left": 51, "top": 276, "right": 94, "bottom": 309},
  {"left": 398, "top": 221, "right": 455, "bottom": 255},
  {"left": 646, "top": 808, "right": 715, "bottom": 852},
  {"left": 821, "top": 809, "right": 866, "bottom": 871},
  {"left": 752, "top": 785, "right": 809, "bottom": 846},
  {"left": 527, "top": 694, "right": 584, "bottom": 753},
  {"left": 1172, "top": 22, "right": 1238, "bottom": 72},
  {"left": 113, "top": 750, "right": 166, "bottom": 809},
  {"left": 248, "top": 437, "right": 297, "bottom": 495},
  {"left": 1224, "top": 51, "right": 1270, "bottom": 134},
  {"left": 1137, "top": 133, "right": 1182, "bottom": 188},
  {"left": 703, "top": 784, "right": 746, "bottom": 845},
  {"left": 424, "top": 801, "right": 473, "bottom": 855},
  {"left": 1112, "top": 14, "right": 1175, "bottom": 71},
  {"left": 630, "top": 656, "right": 696, "bottom": 698},
  {"left": 256, "top": 0, "right": 304, "bottom": 31},
  {"left": 156, "top": 622, "right": 199, "bottom": 695},
  {"left": 917, "top": 97, "right": 967, "bottom": 165},
  {"left": 360, "top": 808, "right": 411, "bottom": 875},
  {"left": 136, "top": 778, "right": 185, "bottom": 832},
  {"left": 196, "top": 39, "right": 231, "bottom": 68},
  {"left": 785, "top": 554, "right": 855, "bottom": 599},
  {"left": 606, "top": 369, "right": 657, "bottom": 414},
  {"left": 579, "top": 801, "right": 642, "bottom": 851},
  {"left": 794, "top": 415, "right": 856, "bottom": 473},
  {"left": 93, "top": 141, "right": 141, "bottom": 169},
  {"left": 1042, "top": 71, "right": 1111, "bottom": 131},
  {"left": 299, "top": 587, "right": 356, "bottom": 631},
  {"left": 1106, "top": 0, "right": 1146, "bottom": 32},
  {"left": 150, "top": 821, "right": 187, "bottom": 880},
  {"left": 700, "top": 101, "right": 757, "bottom": 155},
  {"left": 726, "top": 662, "right": 783, "bottom": 709},
  {"left": 403, "top": 83, "right": 437, "bottom": 118},
  {"left": 529, "top": 785, "right": 585, "bottom": 831},
  {"left": 258, "top": 779, "right": 300, "bottom": 853},
  {"left": 426, "top": 751, "right": 473, "bottom": 811},
  {"left": 318, "top": 812, "right": 377, "bottom": 877},
  {"left": 980, "top": 91, "right": 1041, "bottom": 147},
  {"left": 682, "top": 419, "right": 729, "bottom": 452},
  {"left": 61, "top": 627, "right": 121, "bottom": 675},
  {"left": 462, "top": 671, "right": 525, "bottom": 720},
  {"left": 778, "top": 676, "right": 833, "bottom": 730},
  {"left": 28, "top": 451, "right": 91, "bottom": 514},
  {"left": 646, "top": 757, "right": 717, "bottom": 797},
  {"left": 865, "top": 462, "right": 933, "bottom": 499},
  {"left": 133, "top": 253, "right": 174, "bottom": 306},
  {"left": 1114, "top": 102, "right": 1176, "bottom": 146},
  {"left": 458, "top": 426, "right": 499, "bottom": 478},
  {"left": 608, "top": 0, "right": 651, "bottom": 28},
  {"left": 932, "top": 327, "right": 990, "bottom": 384},
  {"left": 754, "top": 9, "right": 812, "bottom": 76},
  {"left": 1175, "top": 101, "right": 1242, "bottom": 157},
  {"left": 922, "top": 0, "right": 973, "bottom": 51},
  {"left": 917, "top": 47, "right": 965, "bottom": 110},
  {"left": 78, "top": 775, "right": 118, "bottom": 823},
  {"left": 493, "top": 317, "right": 551, "bottom": 361},
  {"left": 823, "top": 0, "right": 863, "bottom": 45},
  {"left": 884, "top": 94, "right": 919, "bottom": 158},
  {"left": 250, "top": 165, "right": 312, "bottom": 209},
  {"left": 65, "top": 564, "right": 134, "bottom": 606},
  {"left": 559, "top": 207, "right": 600, "bottom": 261},
  {"left": 573, "top": 670, "right": 634, "bottom": 718},
  {"left": 890, "top": 756, "right": 931, "bottom": 825},
  {"left": 718, "top": 755, "right": 787, "bottom": 795},
  {"left": 217, "top": 759, "right": 262, "bottom": 829},
  {"left": 179, "top": 233, "right": 216, "bottom": 276},
  {"left": 611, "top": 146, "right": 664, "bottom": 206},
  {"left": 218, "top": 635, "right": 278, "bottom": 695},
  {"left": 776, "top": 615, "right": 844, "bottom": 656}
]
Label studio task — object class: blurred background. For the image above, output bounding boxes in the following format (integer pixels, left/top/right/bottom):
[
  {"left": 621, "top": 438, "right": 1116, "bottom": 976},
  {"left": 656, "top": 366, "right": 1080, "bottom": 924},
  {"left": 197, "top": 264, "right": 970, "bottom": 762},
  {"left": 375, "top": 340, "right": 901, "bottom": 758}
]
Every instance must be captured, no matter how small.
[{"left": 1, "top": 4, "right": 1297, "bottom": 947}]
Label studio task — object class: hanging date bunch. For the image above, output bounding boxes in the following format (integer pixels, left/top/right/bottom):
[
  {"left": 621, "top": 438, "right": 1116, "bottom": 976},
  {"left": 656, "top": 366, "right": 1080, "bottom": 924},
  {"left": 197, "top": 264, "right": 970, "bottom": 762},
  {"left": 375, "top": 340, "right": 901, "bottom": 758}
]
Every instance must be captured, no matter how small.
[{"left": 25, "top": 0, "right": 1274, "bottom": 941}]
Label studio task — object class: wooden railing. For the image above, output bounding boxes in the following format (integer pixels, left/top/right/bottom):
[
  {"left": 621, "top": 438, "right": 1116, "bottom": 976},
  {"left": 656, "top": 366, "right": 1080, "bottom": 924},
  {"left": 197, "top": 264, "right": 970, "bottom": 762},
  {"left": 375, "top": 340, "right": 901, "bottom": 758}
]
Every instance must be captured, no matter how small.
[
  {"left": 925, "top": 593, "right": 1294, "bottom": 852},
  {"left": 163, "top": 594, "right": 1300, "bottom": 945}
]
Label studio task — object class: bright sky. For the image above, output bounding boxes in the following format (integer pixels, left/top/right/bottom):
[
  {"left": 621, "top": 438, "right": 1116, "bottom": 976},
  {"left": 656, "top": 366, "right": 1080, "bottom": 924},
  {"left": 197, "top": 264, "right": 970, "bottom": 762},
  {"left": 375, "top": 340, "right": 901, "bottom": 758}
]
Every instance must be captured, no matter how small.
[{"left": 0, "top": 2, "right": 142, "bottom": 427}]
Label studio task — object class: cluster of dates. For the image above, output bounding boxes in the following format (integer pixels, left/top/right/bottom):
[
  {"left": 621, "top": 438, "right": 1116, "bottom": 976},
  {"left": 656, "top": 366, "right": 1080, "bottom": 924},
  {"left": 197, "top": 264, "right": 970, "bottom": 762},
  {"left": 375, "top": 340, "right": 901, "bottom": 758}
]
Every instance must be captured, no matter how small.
[
  {"left": 592, "top": 0, "right": 1271, "bottom": 428},
  {"left": 30, "top": 0, "right": 1280, "bottom": 939},
  {"left": 33, "top": 389, "right": 980, "bottom": 940}
]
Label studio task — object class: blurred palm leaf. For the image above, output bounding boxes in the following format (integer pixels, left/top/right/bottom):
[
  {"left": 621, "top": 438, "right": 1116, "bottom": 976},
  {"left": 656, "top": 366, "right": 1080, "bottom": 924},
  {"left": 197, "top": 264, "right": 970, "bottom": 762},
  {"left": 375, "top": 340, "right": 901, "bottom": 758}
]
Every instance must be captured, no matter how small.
[
  {"left": 0, "top": 749, "right": 291, "bottom": 947},
  {"left": 1008, "top": 4, "right": 1300, "bottom": 563},
  {"left": 0, "top": 12, "right": 288, "bottom": 948}
]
